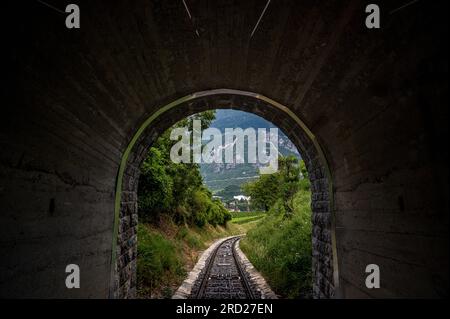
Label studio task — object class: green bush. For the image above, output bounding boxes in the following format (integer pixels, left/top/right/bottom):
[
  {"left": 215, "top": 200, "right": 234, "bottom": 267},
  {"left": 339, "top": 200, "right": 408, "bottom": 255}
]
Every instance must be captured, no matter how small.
[
  {"left": 208, "top": 199, "right": 232, "bottom": 226},
  {"left": 188, "top": 190, "right": 231, "bottom": 227},
  {"left": 138, "top": 111, "right": 231, "bottom": 229},
  {"left": 189, "top": 190, "right": 209, "bottom": 227},
  {"left": 240, "top": 190, "right": 312, "bottom": 298},
  {"left": 138, "top": 148, "right": 173, "bottom": 222}
]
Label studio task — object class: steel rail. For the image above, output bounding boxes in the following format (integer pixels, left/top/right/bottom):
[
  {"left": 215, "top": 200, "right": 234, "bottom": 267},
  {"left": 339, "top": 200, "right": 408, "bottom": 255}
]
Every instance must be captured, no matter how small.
[
  {"left": 195, "top": 236, "right": 254, "bottom": 299},
  {"left": 232, "top": 238, "right": 255, "bottom": 299},
  {"left": 195, "top": 237, "right": 229, "bottom": 298}
]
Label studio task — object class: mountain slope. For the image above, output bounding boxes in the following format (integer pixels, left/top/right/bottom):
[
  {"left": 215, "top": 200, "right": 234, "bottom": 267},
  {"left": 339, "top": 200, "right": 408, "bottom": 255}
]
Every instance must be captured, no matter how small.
[{"left": 199, "top": 109, "right": 300, "bottom": 192}]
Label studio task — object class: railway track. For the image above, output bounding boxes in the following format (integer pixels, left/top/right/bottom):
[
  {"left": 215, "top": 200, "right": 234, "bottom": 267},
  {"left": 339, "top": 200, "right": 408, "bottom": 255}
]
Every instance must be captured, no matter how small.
[{"left": 193, "top": 236, "right": 259, "bottom": 299}]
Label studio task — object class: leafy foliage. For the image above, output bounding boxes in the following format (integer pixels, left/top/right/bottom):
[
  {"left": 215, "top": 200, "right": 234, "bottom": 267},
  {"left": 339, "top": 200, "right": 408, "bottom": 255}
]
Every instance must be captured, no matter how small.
[
  {"left": 242, "top": 174, "right": 280, "bottom": 211},
  {"left": 243, "top": 155, "right": 305, "bottom": 217},
  {"left": 240, "top": 190, "right": 312, "bottom": 298},
  {"left": 239, "top": 156, "right": 312, "bottom": 298},
  {"left": 138, "top": 111, "right": 231, "bottom": 227},
  {"left": 138, "top": 148, "right": 173, "bottom": 218}
]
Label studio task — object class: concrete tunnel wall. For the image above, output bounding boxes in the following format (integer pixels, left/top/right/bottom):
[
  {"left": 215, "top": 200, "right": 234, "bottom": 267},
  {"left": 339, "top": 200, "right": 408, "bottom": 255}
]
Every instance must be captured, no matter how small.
[{"left": 0, "top": 0, "right": 448, "bottom": 298}]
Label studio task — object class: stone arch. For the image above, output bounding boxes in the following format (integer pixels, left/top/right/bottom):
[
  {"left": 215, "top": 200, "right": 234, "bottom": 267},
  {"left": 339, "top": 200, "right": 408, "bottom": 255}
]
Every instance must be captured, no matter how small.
[{"left": 112, "top": 89, "right": 338, "bottom": 299}]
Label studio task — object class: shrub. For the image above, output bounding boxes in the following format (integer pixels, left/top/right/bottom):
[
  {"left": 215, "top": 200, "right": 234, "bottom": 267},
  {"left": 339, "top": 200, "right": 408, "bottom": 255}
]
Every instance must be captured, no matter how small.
[
  {"left": 240, "top": 189, "right": 312, "bottom": 298},
  {"left": 138, "top": 148, "right": 173, "bottom": 222}
]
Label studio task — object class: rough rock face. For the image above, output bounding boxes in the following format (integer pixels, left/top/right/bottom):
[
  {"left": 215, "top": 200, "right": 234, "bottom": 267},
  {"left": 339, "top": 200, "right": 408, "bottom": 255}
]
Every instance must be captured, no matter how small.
[{"left": 0, "top": 1, "right": 448, "bottom": 298}]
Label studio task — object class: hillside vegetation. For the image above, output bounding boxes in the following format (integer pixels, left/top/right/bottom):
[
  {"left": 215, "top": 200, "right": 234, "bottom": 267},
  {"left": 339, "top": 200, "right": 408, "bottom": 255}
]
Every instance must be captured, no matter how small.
[
  {"left": 240, "top": 157, "right": 312, "bottom": 298},
  {"left": 138, "top": 111, "right": 231, "bottom": 227},
  {"left": 137, "top": 109, "right": 312, "bottom": 299},
  {"left": 137, "top": 111, "right": 235, "bottom": 298}
]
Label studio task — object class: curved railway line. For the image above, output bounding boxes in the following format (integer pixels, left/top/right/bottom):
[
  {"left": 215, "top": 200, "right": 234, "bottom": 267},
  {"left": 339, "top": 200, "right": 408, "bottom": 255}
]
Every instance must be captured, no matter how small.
[{"left": 193, "top": 236, "right": 259, "bottom": 299}]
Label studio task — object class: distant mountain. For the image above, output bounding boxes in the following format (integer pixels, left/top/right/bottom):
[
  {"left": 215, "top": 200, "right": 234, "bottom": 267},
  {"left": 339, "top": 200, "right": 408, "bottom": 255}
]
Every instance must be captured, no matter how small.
[{"left": 200, "top": 109, "right": 301, "bottom": 193}]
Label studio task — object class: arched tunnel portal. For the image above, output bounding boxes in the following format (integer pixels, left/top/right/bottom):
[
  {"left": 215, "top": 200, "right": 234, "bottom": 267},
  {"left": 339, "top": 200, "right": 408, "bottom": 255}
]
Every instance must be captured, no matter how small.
[
  {"left": 0, "top": 0, "right": 448, "bottom": 298},
  {"left": 113, "top": 89, "right": 337, "bottom": 298}
]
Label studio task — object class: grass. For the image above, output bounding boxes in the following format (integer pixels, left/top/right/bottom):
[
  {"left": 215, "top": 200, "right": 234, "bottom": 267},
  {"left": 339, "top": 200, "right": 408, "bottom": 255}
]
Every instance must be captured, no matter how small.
[
  {"left": 230, "top": 211, "right": 265, "bottom": 219},
  {"left": 137, "top": 196, "right": 312, "bottom": 299},
  {"left": 137, "top": 214, "right": 258, "bottom": 298},
  {"left": 137, "top": 224, "right": 185, "bottom": 298},
  {"left": 239, "top": 190, "right": 312, "bottom": 298},
  {"left": 231, "top": 213, "right": 266, "bottom": 224}
]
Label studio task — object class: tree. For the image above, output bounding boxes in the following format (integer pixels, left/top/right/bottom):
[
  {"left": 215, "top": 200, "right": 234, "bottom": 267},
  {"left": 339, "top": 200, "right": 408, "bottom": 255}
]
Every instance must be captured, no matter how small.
[
  {"left": 138, "top": 110, "right": 231, "bottom": 227},
  {"left": 138, "top": 148, "right": 173, "bottom": 221},
  {"left": 242, "top": 174, "right": 280, "bottom": 211},
  {"left": 242, "top": 156, "right": 305, "bottom": 217}
]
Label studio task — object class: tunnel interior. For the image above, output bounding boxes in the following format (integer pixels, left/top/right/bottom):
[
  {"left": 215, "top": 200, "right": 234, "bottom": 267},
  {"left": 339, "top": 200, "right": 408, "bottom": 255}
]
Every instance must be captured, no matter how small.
[{"left": 0, "top": 0, "right": 448, "bottom": 298}]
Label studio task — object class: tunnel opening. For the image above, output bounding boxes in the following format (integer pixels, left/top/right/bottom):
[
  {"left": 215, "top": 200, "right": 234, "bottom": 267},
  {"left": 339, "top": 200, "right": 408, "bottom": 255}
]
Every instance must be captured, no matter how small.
[
  {"left": 136, "top": 108, "right": 310, "bottom": 298},
  {"left": 111, "top": 89, "right": 337, "bottom": 299}
]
